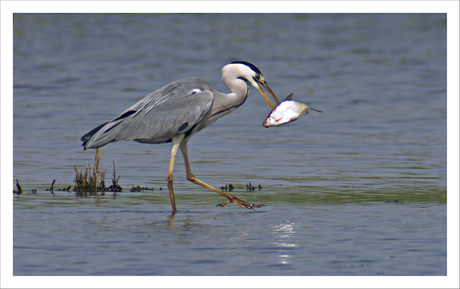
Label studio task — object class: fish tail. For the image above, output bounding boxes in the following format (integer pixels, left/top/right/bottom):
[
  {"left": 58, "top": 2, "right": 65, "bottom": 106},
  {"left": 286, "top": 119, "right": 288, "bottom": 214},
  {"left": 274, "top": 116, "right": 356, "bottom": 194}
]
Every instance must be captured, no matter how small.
[{"left": 306, "top": 102, "right": 322, "bottom": 113}]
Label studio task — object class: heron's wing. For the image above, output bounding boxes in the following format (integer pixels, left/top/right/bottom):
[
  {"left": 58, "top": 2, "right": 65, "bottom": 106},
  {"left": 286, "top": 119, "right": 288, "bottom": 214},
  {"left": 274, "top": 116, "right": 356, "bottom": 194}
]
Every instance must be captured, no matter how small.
[
  {"left": 82, "top": 78, "right": 214, "bottom": 148},
  {"left": 118, "top": 89, "right": 214, "bottom": 142}
]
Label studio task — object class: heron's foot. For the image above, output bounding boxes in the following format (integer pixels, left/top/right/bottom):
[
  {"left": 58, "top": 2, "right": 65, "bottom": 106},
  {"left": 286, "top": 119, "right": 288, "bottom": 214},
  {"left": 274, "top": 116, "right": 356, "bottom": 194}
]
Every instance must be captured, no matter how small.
[{"left": 217, "top": 195, "right": 264, "bottom": 210}]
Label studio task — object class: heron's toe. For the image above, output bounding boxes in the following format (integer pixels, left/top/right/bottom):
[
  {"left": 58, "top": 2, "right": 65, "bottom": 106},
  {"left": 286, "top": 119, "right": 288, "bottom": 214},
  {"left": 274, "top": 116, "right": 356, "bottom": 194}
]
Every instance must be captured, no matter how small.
[
  {"left": 216, "top": 200, "right": 231, "bottom": 207},
  {"left": 240, "top": 201, "right": 264, "bottom": 210},
  {"left": 217, "top": 196, "right": 264, "bottom": 210}
]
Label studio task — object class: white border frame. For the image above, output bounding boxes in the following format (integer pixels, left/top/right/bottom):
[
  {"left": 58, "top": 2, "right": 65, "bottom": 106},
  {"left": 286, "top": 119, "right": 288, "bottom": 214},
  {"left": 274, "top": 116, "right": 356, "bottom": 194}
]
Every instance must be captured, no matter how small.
[{"left": 2, "top": 1, "right": 459, "bottom": 288}]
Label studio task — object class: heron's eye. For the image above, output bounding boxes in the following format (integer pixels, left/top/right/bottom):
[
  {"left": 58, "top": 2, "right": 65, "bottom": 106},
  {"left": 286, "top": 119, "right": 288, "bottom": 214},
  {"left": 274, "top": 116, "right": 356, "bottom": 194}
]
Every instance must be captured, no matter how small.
[{"left": 254, "top": 73, "right": 261, "bottom": 80}]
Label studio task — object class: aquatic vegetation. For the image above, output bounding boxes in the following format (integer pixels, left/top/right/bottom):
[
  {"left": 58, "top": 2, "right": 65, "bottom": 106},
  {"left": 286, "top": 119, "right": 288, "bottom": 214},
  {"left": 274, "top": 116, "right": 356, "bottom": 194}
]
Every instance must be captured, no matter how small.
[
  {"left": 219, "top": 182, "right": 263, "bottom": 192},
  {"left": 73, "top": 161, "right": 122, "bottom": 196},
  {"left": 130, "top": 186, "right": 155, "bottom": 192}
]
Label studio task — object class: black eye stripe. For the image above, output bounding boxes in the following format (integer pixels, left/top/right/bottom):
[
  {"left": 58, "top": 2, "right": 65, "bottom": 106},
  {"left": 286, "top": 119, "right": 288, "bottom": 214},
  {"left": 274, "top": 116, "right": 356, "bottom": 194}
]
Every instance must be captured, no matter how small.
[{"left": 237, "top": 77, "right": 251, "bottom": 85}]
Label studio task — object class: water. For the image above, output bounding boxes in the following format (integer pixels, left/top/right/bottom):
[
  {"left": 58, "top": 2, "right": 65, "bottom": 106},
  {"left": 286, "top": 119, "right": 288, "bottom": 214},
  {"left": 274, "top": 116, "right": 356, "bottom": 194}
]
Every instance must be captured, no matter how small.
[
  {"left": 11, "top": 14, "right": 447, "bottom": 276},
  {"left": 14, "top": 195, "right": 446, "bottom": 276}
]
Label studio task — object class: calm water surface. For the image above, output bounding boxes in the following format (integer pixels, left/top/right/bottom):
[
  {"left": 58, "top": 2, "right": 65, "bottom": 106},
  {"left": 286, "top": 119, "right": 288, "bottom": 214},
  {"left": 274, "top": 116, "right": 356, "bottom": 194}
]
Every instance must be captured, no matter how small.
[
  {"left": 12, "top": 14, "right": 446, "bottom": 276},
  {"left": 14, "top": 193, "right": 446, "bottom": 276}
]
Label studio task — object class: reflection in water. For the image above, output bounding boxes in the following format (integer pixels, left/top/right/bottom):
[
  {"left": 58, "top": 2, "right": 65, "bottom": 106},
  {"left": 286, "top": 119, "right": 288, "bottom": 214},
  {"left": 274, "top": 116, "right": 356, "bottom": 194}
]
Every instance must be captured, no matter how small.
[
  {"left": 272, "top": 222, "right": 297, "bottom": 265},
  {"left": 168, "top": 212, "right": 176, "bottom": 231}
]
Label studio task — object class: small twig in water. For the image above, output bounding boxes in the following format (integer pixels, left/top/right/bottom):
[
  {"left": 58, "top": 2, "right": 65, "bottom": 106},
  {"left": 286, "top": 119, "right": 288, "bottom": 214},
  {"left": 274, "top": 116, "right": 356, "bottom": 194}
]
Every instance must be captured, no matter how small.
[
  {"left": 16, "top": 179, "right": 23, "bottom": 195},
  {"left": 46, "top": 179, "right": 56, "bottom": 194}
]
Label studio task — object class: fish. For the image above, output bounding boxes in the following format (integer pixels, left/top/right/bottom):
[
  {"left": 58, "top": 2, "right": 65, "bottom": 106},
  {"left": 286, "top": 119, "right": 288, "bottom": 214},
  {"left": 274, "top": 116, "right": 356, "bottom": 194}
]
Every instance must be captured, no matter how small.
[{"left": 262, "top": 93, "right": 322, "bottom": 127}]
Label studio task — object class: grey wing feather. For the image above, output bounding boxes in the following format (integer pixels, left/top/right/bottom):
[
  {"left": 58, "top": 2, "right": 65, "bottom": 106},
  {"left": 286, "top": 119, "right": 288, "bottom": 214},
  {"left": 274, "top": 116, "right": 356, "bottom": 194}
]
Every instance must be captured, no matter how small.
[{"left": 82, "top": 77, "right": 213, "bottom": 149}]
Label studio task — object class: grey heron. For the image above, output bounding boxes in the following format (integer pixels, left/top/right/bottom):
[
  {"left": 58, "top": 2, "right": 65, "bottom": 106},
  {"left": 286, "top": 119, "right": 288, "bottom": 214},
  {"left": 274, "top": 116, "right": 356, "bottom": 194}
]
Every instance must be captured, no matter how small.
[{"left": 81, "top": 61, "right": 280, "bottom": 214}]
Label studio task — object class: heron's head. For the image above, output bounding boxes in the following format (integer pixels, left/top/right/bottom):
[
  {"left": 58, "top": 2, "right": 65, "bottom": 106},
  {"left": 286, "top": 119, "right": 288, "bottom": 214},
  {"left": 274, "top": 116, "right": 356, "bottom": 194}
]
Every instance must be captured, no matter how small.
[{"left": 222, "top": 61, "right": 279, "bottom": 109}]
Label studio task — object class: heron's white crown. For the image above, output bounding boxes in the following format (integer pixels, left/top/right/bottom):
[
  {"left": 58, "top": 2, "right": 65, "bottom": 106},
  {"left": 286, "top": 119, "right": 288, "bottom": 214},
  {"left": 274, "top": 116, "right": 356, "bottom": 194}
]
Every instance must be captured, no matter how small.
[{"left": 221, "top": 61, "right": 262, "bottom": 89}]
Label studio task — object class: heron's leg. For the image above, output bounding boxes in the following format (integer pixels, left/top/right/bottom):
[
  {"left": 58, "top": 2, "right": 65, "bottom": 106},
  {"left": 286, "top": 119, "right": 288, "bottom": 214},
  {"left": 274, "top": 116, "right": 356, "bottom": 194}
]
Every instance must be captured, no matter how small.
[
  {"left": 166, "top": 135, "right": 185, "bottom": 214},
  {"left": 93, "top": 147, "right": 102, "bottom": 183},
  {"left": 179, "top": 141, "right": 263, "bottom": 210}
]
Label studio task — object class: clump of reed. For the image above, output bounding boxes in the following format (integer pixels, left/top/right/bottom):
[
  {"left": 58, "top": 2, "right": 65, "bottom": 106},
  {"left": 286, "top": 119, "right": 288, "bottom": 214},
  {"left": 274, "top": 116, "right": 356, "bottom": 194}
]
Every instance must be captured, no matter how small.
[{"left": 73, "top": 161, "right": 122, "bottom": 196}]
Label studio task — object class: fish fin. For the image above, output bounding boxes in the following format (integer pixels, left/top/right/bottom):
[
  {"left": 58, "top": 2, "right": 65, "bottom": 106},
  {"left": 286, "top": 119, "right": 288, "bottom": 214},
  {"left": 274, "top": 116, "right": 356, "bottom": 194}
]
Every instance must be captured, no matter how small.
[{"left": 285, "top": 93, "right": 294, "bottom": 100}]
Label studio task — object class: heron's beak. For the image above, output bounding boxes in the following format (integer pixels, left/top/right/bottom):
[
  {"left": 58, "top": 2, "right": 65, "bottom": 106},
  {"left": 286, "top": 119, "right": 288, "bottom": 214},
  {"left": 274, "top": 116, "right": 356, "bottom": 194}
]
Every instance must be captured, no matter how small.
[
  {"left": 254, "top": 77, "right": 280, "bottom": 110},
  {"left": 261, "top": 80, "right": 280, "bottom": 105}
]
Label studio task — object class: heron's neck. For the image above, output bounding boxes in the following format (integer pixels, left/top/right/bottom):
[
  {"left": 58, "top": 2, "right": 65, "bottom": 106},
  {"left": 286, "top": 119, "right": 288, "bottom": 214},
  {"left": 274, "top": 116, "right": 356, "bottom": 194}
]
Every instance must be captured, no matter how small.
[
  {"left": 209, "top": 77, "right": 250, "bottom": 117},
  {"left": 223, "top": 77, "right": 250, "bottom": 103}
]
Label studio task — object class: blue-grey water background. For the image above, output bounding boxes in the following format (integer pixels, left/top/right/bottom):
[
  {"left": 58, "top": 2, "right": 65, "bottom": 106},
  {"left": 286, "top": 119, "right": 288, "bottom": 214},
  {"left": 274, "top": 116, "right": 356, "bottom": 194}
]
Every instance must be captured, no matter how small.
[{"left": 12, "top": 14, "right": 447, "bottom": 276}]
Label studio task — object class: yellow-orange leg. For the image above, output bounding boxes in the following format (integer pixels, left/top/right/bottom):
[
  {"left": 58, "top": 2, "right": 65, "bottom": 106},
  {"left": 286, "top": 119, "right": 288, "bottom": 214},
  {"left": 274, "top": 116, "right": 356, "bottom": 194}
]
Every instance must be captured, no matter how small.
[
  {"left": 166, "top": 135, "right": 184, "bottom": 214},
  {"left": 179, "top": 141, "right": 263, "bottom": 210},
  {"left": 93, "top": 147, "right": 102, "bottom": 183}
]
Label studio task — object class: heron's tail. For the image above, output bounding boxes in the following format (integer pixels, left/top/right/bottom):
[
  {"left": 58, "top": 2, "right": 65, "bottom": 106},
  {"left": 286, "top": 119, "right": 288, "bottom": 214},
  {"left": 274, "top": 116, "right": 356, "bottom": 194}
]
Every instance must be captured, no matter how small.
[
  {"left": 81, "top": 122, "right": 106, "bottom": 149},
  {"left": 82, "top": 109, "right": 139, "bottom": 150},
  {"left": 81, "top": 120, "right": 124, "bottom": 150}
]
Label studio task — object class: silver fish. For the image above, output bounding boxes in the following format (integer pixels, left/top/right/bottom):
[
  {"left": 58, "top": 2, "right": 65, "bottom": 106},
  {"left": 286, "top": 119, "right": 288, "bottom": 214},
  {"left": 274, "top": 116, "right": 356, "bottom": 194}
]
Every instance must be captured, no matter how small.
[{"left": 262, "top": 93, "right": 322, "bottom": 127}]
